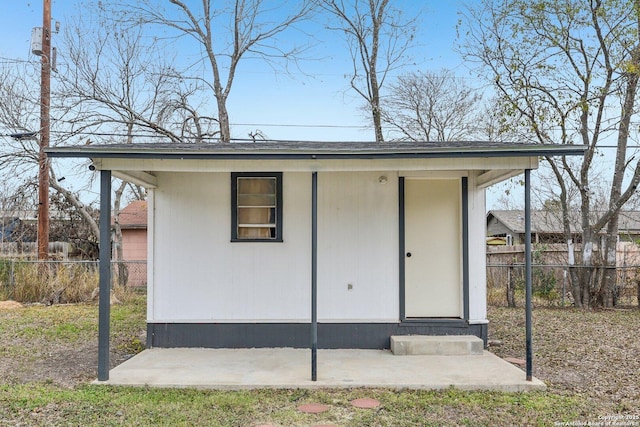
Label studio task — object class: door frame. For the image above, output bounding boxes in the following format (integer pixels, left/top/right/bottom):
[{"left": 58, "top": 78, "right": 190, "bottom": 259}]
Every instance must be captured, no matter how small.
[{"left": 398, "top": 176, "right": 470, "bottom": 324}]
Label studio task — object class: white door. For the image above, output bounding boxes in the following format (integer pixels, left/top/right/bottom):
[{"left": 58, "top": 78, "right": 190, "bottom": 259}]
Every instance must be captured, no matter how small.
[{"left": 404, "top": 179, "right": 462, "bottom": 318}]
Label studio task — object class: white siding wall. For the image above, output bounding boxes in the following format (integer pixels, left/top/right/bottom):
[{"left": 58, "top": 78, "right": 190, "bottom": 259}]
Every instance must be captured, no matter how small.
[
  {"left": 148, "top": 170, "right": 483, "bottom": 324},
  {"left": 317, "top": 172, "right": 399, "bottom": 322},
  {"left": 150, "top": 172, "right": 311, "bottom": 322}
]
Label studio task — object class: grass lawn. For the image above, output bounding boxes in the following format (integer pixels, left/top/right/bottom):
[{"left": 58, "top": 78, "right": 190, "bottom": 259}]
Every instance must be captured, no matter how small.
[{"left": 0, "top": 295, "right": 638, "bottom": 426}]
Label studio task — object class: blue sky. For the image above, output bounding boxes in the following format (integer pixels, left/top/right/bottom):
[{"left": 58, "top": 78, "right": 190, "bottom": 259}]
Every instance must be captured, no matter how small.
[
  {"left": 224, "top": 1, "right": 468, "bottom": 141},
  {"left": 1, "top": 1, "right": 520, "bottom": 208},
  {"left": 0, "top": 0, "right": 470, "bottom": 142},
  {"left": 0, "top": 2, "right": 630, "bottom": 211}
]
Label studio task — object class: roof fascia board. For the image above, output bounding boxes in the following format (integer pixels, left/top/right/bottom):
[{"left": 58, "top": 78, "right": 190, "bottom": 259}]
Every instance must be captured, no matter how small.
[
  {"left": 47, "top": 145, "right": 586, "bottom": 160},
  {"left": 95, "top": 156, "right": 538, "bottom": 173}
]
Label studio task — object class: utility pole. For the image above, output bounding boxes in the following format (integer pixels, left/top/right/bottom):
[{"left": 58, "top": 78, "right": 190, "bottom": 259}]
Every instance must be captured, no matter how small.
[{"left": 38, "top": 0, "right": 51, "bottom": 260}]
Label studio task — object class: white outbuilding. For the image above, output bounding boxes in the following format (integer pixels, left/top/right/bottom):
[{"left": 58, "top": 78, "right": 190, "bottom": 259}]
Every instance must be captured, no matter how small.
[{"left": 48, "top": 140, "right": 584, "bottom": 381}]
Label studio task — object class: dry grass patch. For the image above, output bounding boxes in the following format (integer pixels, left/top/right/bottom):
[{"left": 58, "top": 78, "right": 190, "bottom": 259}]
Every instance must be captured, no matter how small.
[
  {"left": 4, "top": 262, "right": 99, "bottom": 303},
  {"left": 488, "top": 306, "right": 640, "bottom": 413},
  {"left": 1, "top": 298, "right": 639, "bottom": 425}
]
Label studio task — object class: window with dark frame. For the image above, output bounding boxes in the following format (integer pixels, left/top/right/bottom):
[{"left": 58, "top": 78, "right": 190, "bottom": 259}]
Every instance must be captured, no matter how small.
[{"left": 231, "top": 172, "right": 283, "bottom": 242}]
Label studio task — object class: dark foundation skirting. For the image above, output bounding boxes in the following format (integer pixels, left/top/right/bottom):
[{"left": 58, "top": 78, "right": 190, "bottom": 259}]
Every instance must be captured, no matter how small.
[{"left": 147, "top": 321, "right": 488, "bottom": 349}]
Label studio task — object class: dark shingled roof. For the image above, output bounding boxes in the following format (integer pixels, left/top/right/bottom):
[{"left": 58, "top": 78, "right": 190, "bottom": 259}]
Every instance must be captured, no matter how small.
[
  {"left": 488, "top": 210, "right": 640, "bottom": 234},
  {"left": 488, "top": 210, "right": 572, "bottom": 234},
  {"left": 46, "top": 140, "right": 586, "bottom": 159},
  {"left": 116, "top": 200, "right": 147, "bottom": 229}
]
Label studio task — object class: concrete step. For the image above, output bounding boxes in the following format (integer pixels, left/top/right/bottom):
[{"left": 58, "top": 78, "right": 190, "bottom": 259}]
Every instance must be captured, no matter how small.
[{"left": 390, "top": 335, "right": 484, "bottom": 356}]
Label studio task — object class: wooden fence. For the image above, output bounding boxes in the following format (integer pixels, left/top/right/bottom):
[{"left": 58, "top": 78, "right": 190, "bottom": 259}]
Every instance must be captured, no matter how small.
[{"left": 487, "top": 242, "right": 640, "bottom": 307}]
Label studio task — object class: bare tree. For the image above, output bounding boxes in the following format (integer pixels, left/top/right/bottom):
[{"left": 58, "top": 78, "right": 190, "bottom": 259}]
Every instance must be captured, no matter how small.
[
  {"left": 461, "top": 0, "right": 640, "bottom": 307},
  {"left": 59, "top": 12, "right": 153, "bottom": 270},
  {"left": 0, "top": 65, "right": 41, "bottom": 177},
  {"left": 0, "top": 59, "right": 101, "bottom": 249},
  {"left": 0, "top": 181, "right": 37, "bottom": 250},
  {"left": 381, "top": 69, "right": 482, "bottom": 141},
  {"left": 106, "top": 0, "right": 316, "bottom": 143},
  {"left": 321, "top": 0, "right": 419, "bottom": 142},
  {"left": 57, "top": 10, "right": 202, "bottom": 144},
  {"left": 0, "top": 14, "right": 153, "bottom": 256}
]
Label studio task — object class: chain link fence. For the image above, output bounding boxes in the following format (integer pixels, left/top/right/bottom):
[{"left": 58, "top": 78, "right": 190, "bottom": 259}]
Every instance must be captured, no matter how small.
[
  {"left": 0, "top": 259, "right": 146, "bottom": 303},
  {"left": 2, "top": 258, "right": 639, "bottom": 308},
  {"left": 487, "top": 264, "right": 640, "bottom": 308}
]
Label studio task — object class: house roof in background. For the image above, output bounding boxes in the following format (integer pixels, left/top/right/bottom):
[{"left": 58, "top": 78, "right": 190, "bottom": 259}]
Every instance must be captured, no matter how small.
[
  {"left": 46, "top": 140, "right": 586, "bottom": 160},
  {"left": 488, "top": 210, "right": 571, "bottom": 234},
  {"left": 117, "top": 200, "right": 147, "bottom": 229},
  {"left": 488, "top": 210, "right": 640, "bottom": 235},
  {"left": 617, "top": 211, "right": 640, "bottom": 233}
]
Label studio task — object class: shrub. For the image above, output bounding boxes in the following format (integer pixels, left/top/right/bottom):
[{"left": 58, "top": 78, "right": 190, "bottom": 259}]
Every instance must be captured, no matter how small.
[
  {"left": 0, "top": 259, "right": 12, "bottom": 299},
  {"left": 9, "top": 262, "right": 99, "bottom": 303},
  {"left": 12, "top": 262, "right": 50, "bottom": 302},
  {"left": 50, "top": 263, "right": 99, "bottom": 303},
  {"left": 533, "top": 266, "right": 559, "bottom": 302}
]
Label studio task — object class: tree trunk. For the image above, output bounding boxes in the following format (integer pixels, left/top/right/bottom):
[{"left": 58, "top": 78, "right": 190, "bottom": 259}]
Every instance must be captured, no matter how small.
[
  {"left": 217, "top": 96, "right": 231, "bottom": 143},
  {"left": 112, "top": 181, "right": 129, "bottom": 287},
  {"left": 372, "top": 102, "right": 383, "bottom": 142},
  {"left": 369, "top": 62, "right": 383, "bottom": 142},
  {"left": 599, "top": 40, "right": 640, "bottom": 306},
  {"left": 368, "top": 0, "right": 384, "bottom": 142},
  {"left": 581, "top": 239, "right": 596, "bottom": 307},
  {"left": 600, "top": 224, "right": 619, "bottom": 307},
  {"left": 567, "top": 240, "right": 582, "bottom": 308}
]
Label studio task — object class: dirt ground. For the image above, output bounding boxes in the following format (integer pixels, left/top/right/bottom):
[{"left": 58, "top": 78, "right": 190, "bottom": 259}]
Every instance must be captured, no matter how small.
[
  {"left": 0, "top": 300, "right": 142, "bottom": 388},
  {"left": 0, "top": 302, "right": 639, "bottom": 414},
  {"left": 0, "top": 338, "right": 135, "bottom": 388},
  {"left": 487, "top": 306, "right": 640, "bottom": 413}
]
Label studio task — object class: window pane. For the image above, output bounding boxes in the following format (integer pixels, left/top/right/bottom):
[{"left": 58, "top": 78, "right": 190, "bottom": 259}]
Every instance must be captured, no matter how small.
[
  {"left": 237, "top": 194, "right": 276, "bottom": 207},
  {"left": 238, "top": 226, "right": 274, "bottom": 239},
  {"left": 238, "top": 207, "right": 275, "bottom": 225},
  {"left": 238, "top": 178, "right": 276, "bottom": 197},
  {"left": 233, "top": 174, "right": 281, "bottom": 241}
]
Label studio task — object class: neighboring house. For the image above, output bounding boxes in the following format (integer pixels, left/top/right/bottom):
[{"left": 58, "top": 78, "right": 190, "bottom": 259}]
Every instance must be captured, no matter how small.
[
  {"left": 486, "top": 210, "right": 580, "bottom": 244},
  {"left": 487, "top": 209, "right": 640, "bottom": 270},
  {"left": 48, "top": 140, "right": 584, "bottom": 379},
  {"left": 487, "top": 209, "right": 640, "bottom": 244},
  {"left": 0, "top": 216, "right": 23, "bottom": 256},
  {"left": 612, "top": 211, "right": 640, "bottom": 241},
  {"left": 0, "top": 211, "right": 72, "bottom": 258},
  {"left": 0, "top": 210, "right": 37, "bottom": 242},
  {"left": 0, "top": 217, "right": 21, "bottom": 241},
  {"left": 0, "top": 209, "right": 96, "bottom": 259},
  {"left": 113, "top": 200, "right": 148, "bottom": 286}
]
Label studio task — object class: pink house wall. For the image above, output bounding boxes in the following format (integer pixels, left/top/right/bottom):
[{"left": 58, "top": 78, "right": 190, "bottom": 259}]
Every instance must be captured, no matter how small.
[
  {"left": 122, "top": 229, "right": 147, "bottom": 261},
  {"left": 120, "top": 228, "right": 147, "bottom": 287},
  {"left": 116, "top": 200, "right": 148, "bottom": 287}
]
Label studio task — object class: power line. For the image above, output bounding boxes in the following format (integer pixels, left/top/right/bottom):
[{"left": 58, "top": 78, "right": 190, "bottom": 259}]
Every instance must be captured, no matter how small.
[
  {"left": 0, "top": 56, "right": 38, "bottom": 66},
  {"left": 43, "top": 122, "right": 371, "bottom": 140},
  {"left": 231, "top": 122, "right": 368, "bottom": 129}
]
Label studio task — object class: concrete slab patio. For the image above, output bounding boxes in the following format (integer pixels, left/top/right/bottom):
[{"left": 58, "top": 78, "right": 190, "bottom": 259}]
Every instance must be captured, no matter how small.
[{"left": 96, "top": 348, "right": 546, "bottom": 392}]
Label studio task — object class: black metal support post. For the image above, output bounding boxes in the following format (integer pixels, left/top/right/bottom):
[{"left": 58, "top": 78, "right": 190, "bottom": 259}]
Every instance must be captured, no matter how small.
[
  {"left": 398, "top": 177, "right": 405, "bottom": 320},
  {"left": 462, "top": 177, "right": 470, "bottom": 321},
  {"left": 98, "top": 169, "right": 112, "bottom": 381},
  {"left": 311, "top": 171, "right": 318, "bottom": 381},
  {"left": 524, "top": 169, "right": 533, "bottom": 381}
]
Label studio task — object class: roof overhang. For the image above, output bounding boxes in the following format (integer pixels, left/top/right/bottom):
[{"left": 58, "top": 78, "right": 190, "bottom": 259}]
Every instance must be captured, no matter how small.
[
  {"left": 46, "top": 141, "right": 586, "bottom": 189},
  {"left": 47, "top": 140, "right": 586, "bottom": 160}
]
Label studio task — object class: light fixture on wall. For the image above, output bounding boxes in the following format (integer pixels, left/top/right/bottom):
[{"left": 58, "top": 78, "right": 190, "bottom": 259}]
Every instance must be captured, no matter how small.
[{"left": 378, "top": 175, "right": 388, "bottom": 184}]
